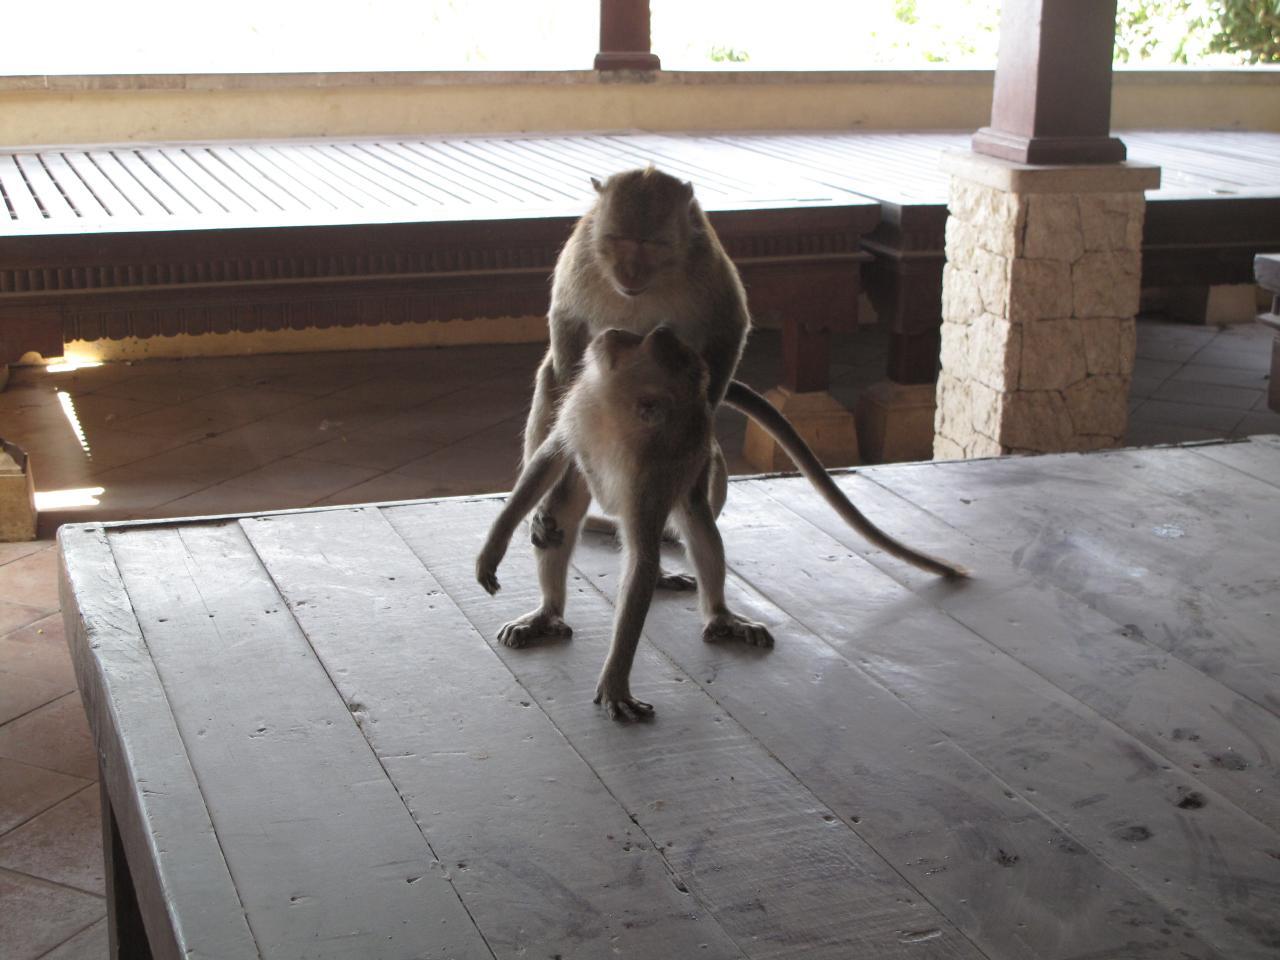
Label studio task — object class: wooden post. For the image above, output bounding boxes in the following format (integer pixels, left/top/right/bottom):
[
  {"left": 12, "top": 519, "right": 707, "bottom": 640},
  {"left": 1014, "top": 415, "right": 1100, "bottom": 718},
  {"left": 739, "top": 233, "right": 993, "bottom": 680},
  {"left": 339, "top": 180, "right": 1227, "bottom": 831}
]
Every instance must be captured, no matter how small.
[
  {"left": 594, "top": 0, "right": 660, "bottom": 70},
  {"left": 972, "top": 0, "right": 1126, "bottom": 165}
]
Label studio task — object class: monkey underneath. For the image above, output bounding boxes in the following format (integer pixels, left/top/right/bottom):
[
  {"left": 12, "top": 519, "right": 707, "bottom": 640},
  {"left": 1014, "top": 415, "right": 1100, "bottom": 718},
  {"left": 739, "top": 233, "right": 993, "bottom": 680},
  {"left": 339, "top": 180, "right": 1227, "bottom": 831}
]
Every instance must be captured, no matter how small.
[
  {"left": 477, "top": 326, "right": 771, "bottom": 721},
  {"left": 503, "top": 166, "right": 964, "bottom": 648}
]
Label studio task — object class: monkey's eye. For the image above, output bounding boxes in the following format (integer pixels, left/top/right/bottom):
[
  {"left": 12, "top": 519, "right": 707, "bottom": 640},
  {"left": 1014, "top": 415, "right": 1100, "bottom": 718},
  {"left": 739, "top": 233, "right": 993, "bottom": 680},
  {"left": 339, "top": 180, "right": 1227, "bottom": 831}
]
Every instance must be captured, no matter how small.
[{"left": 635, "top": 397, "right": 666, "bottom": 424}]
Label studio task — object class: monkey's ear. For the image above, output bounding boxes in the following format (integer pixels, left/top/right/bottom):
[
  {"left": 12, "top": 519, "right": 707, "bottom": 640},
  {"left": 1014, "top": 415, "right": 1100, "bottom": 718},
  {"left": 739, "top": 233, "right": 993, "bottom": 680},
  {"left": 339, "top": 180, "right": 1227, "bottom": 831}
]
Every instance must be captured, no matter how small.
[
  {"left": 598, "top": 327, "right": 642, "bottom": 368},
  {"left": 591, "top": 177, "right": 605, "bottom": 193}
]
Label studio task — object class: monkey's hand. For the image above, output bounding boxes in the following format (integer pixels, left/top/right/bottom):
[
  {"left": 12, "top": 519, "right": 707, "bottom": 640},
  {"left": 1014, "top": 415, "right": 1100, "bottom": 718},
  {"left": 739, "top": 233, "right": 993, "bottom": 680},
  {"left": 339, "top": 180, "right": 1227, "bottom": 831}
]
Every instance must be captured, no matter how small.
[
  {"left": 703, "top": 612, "right": 774, "bottom": 648},
  {"left": 496, "top": 608, "right": 573, "bottom": 648},
  {"left": 593, "top": 673, "right": 655, "bottom": 723},
  {"left": 475, "top": 541, "right": 506, "bottom": 595}
]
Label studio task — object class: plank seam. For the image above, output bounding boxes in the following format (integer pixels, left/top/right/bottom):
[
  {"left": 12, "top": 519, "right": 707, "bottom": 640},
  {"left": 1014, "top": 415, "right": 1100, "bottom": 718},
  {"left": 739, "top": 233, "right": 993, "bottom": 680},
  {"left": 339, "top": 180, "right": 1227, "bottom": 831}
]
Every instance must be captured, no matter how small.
[
  {"left": 855, "top": 461, "right": 1280, "bottom": 722},
  {"left": 375, "top": 507, "right": 758, "bottom": 960},
  {"left": 744, "top": 479, "right": 1280, "bottom": 839},
  {"left": 99, "top": 526, "right": 265, "bottom": 960},
  {"left": 236, "top": 516, "right": 504, "bottom": 960},
  {"left": 551, "top": 537, "right": 995, "bottom": 960}
]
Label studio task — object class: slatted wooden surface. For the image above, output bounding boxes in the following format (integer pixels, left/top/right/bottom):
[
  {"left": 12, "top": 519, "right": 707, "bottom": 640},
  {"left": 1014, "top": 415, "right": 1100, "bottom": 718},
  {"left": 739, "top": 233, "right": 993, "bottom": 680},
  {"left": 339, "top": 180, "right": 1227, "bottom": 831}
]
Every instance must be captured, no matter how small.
[
  {"left": 0, "top": 134, "right": 829, "bottom": 236},
  {"left": 7, "top": 130, "right": 1280, "bottom": 237},
  {"left": 61, "top": 436, "right": 1280, "bottom": 960},
  {"left": 706, "top": 129, "right": 1280, "bottom": 204}
]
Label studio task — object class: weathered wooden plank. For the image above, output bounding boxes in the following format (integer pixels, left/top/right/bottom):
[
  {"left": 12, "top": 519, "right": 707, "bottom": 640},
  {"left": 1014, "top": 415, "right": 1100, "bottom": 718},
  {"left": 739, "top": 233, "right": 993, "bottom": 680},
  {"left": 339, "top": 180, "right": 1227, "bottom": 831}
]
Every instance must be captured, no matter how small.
[
  {"left": 717, "top": 478, "right": 1279, "bottom": 958},
  {"left": 751, "top": 468, "right": 1280, "bottom": 832},
  {"left": 58, "top": 524, "right": 258, "bottom": 960},
  {"left": 386, "top": 141, "right": 531, "bottom": 204},
  {"left": 144, "top": 148, "right": 253, "bottom": 215},
  {"left": 311, "top": 144, "right": 437, "bottom": 207},
  {"left": 335, "top": 140, "right": 465, "bottom": 203},
  {"left": 561, "top": 509, "right": 1224, "bottom": 958},
  {"left": 88, "top": 151, "right": 171, "bottom": 217},
  {"left": 110, "top": 150, "right": 200, "bottom": 217},
  {"left": 385, "top": 498, "right": 986, "bottom": 960},
  {"left": 107, "top": 522, "right": 494, "bottom": 960},
  {"left": 205, "top": 147, "right": 307, "bottom": 213},
  {"left": 853, "top": 446, "right": 1280, "bottom": 718},
  {"left": 261, "top": 144, "right": 385, "bottom": 209},
  {"left": 0, "top": 154, "right": 48, "bottom": 221},
  {"left": 38, "top": 152, "right": 110, "bottom": 220},
  {"left": 239, "top": 506, "right": 746, "bottom": 960},
  {"left": 12, "top": 153, "right": 79, "bottom": 220}
]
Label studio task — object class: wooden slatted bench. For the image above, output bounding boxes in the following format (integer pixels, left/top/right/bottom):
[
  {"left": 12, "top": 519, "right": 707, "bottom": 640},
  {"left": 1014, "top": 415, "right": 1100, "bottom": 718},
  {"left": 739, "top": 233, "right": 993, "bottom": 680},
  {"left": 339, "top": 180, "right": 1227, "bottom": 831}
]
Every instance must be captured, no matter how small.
[
  {"left": 706, "top": 130, "right": 1280, "bottom": 384},
  {"left": 1257, "top": 252, "right": 1280, "bottom": 413},
  {"left": 0, "top": 135, "right": 878, "bottom": 410},
  {"left": 59, "top": 438, "right": 1280, "bottom": 959}
]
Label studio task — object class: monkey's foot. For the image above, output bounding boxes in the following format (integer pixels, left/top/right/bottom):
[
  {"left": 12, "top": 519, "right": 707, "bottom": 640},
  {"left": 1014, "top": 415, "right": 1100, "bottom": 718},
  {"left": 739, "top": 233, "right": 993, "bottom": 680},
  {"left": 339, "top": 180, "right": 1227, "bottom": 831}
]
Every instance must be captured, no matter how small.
[
  {"left": 657, "top": 568, "right": 697, "bottom": 592},
  {"left": 593, "top": 678, "right": 655, "bottom": 722},
  {"left": 530, "top": 511, "right": 565, "bottom": 550},
  {"left": 496, "top": 609, "right": 573, "bottom": 648},
  {"left": 703, "top": 612, "right": 774, "bottom": 648}
]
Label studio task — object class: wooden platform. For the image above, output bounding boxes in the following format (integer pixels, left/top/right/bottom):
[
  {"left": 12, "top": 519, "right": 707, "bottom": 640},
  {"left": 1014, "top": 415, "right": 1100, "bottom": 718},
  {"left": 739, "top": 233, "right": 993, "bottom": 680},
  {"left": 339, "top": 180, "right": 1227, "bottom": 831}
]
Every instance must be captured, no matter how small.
[
  {"left": 60, "top": 436, "right": 1280, "bottom": 959},
  {"left": 6, "top": 129, "right": 1277, "bottom": 389}
]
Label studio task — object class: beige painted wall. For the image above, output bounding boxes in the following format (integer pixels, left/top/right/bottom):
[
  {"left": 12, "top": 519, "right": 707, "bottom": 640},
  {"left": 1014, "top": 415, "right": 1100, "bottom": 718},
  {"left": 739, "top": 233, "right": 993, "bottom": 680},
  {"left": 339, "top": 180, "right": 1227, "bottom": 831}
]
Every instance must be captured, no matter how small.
[{"left": 3, "top": 69, "right": 1277, "bottom": 147}]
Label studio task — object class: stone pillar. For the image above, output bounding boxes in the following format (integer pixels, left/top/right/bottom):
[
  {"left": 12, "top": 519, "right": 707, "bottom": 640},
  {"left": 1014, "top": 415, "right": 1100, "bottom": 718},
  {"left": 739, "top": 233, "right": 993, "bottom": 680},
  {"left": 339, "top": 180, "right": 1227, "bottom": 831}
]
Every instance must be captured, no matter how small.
[{"left": 933, "top": 152, "right": 1160, "bottom": 460}]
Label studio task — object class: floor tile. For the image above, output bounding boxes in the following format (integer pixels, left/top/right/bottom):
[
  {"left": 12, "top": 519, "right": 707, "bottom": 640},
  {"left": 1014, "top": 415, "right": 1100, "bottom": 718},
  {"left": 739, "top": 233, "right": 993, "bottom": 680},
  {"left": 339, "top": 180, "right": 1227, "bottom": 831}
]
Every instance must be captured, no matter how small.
[
  {"left": 38, "top": 917, "right": 108, "bottom": 960},
  {"left": 105, "top": 406, "right": 257, "bottom": 446},
  {"left": 0, "top": 543, "right": 48, "bottom": 567},
  {"left": 0, "top": 694, "right": 97, "bottom": 780},
  {"left": 313, "top": 471, "right": 435, "bottom": 508},
  {"left": 221, "top": 457, "right": 383, "bottom": 501},
  {"left": 90, "top": 370, "right": 234, "bottom": 406},
  {"left": 0, "top": 759, "right": 88, "bottom": 836},
  {"left": 0, "top": 785, "right": 103, "bottom": 896},
  {"left": 68, "top": 395, "right": 164, "bottom": 431},
  {"left": 1127, "top": 399, "right": 1245, "bottom": 434},
  {"left": 130, "top": 437, "right": 290, "bottom": 485},
  {"left": 1232, "top": 410, "right": 1280, "bottom": 438},
  {"left": 0, "top": 615, "right": 75, "bottom": 691},
  {"left": 0, "top": 672, "right": 67, "bottom": 727},
  {"left": 296, "top": 433, "right": 445, "bottom": 473},
  {"left": 0, "top": 868, "right": 104, "bottom": 960},
  {"left": 0, "top": 548, "right": 61, "bottom": 613},
  {"left": 1150, "top": 379, "right": 1264, "bottom": 411},
  {"left": 155, "top": 482, "right": 309, "bottom": 520},
  {"left": 0, "top": 601, "right": 50, "bottom": 638},
  {"left": 1169, "top": 362, "right": 1271, "bottom": 390},
  {"left": 184, "top": 384, "right": 314, "bottom": 419},
  {"left": 69, "top": 427, "right": 187, "bottom": 473},
  {"left": 1124, "top": 421, "right": 1225, "bottom": 446}
]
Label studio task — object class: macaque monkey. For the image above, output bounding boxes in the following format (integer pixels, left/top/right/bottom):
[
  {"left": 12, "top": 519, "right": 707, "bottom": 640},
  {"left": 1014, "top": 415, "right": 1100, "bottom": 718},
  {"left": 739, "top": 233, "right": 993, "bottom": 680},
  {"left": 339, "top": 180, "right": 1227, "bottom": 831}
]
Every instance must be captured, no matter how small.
[
  {"left": 477, "top": 327, "right": 771, "bottom": 721},
  {"left": 500, "top": 167, "right": 964, "bottom": 649}
]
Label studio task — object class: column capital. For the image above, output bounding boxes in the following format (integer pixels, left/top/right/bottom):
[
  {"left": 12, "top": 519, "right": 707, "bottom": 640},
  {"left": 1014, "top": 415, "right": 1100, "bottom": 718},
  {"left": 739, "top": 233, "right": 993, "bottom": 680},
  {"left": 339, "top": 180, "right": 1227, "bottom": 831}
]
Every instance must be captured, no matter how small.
[{"left": 941, "top": 151, "right": 1161, "bottom": 195}]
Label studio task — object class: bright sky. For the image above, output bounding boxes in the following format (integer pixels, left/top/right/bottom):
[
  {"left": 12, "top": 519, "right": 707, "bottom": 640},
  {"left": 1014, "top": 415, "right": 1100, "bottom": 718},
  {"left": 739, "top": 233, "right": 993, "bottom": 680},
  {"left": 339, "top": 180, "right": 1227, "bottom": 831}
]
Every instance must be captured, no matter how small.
[{"left": 3, "top": 0, "right": 1226, "bottom": 75}]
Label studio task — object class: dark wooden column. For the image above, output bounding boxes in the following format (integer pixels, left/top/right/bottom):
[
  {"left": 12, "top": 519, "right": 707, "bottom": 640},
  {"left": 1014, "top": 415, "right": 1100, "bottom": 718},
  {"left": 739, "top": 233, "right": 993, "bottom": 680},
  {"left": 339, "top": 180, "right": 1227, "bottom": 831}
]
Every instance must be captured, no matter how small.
[
  {"left": 594, "top": 0, "right": 660, "bottom": 70},
  {"left": 973, "top": 0, "right": 1126, "bottom": 164}
]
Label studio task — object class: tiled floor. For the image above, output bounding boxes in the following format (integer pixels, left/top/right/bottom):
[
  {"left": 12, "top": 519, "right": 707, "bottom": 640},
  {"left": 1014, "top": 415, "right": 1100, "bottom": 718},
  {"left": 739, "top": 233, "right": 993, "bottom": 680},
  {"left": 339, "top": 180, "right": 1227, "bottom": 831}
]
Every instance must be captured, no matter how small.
[{"left": 1, "top": 318, "right": 1277, "bottom": 958}]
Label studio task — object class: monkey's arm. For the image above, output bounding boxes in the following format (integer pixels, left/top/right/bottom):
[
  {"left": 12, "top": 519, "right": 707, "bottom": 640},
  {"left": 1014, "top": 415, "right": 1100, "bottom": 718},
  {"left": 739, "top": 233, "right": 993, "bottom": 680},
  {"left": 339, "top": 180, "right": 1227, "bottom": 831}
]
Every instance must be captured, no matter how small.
[
  {"left": 476, "top": 438, "right": 572, "bottom": 594},
  {"left": 724, "top": 380, "right": 969, "bottom": 579}
]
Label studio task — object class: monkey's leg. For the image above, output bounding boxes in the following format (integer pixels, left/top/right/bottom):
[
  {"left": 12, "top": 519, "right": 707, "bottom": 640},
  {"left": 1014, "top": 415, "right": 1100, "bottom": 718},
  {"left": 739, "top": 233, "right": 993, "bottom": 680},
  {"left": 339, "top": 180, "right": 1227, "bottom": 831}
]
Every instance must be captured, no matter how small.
[
  {"left": 676, "top": 490, "right": 773, "bottom": 648},
  {"left": 654, "top": 442, "right": 729, "bottom": 592},
  {"left": 594, "top": 513, "right": 666, "bottom": 721},
  {"left": 497, "top": 467, "right": 591, "bottom": 648},
  {"left": 476, "top": 439, "right": 569, "bottom": 596}
]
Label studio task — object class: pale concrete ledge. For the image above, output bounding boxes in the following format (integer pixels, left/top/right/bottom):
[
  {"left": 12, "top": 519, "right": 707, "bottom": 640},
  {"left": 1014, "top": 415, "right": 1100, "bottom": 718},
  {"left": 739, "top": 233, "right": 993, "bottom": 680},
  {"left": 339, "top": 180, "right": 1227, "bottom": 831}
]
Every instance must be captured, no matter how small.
[
  {"left": 941, "top": 152, "right": 1162, "bottom": 194},
  {"left": 0, "top": 66, "right": 1274, "bottom": 94}
]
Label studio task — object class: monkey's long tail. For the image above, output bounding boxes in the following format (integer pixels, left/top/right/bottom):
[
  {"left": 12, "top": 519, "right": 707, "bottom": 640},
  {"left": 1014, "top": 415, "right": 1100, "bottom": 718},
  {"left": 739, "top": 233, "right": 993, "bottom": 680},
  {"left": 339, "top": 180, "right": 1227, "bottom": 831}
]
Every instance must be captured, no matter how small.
[{"left": 724, "top": 380, "right": 968, "bottom": 579}]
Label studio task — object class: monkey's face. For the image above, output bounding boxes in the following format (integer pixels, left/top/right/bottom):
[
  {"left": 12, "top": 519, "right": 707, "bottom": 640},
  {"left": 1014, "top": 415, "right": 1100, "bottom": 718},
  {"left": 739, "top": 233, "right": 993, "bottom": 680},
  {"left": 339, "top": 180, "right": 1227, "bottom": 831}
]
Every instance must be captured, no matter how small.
[{"left": 590, "top": 169, "right": 696, "bottom": 298}]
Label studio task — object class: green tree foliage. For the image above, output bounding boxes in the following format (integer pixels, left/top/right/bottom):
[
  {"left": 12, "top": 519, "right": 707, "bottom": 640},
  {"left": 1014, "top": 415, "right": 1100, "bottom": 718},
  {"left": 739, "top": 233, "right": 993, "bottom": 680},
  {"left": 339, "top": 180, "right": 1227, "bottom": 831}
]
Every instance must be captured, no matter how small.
[
  {"left": 1116, "top": 0, "right": 1280, "bottom": 63},
  {"left": 1206, "top": 0, "right": 1280, "bottom": 62}
]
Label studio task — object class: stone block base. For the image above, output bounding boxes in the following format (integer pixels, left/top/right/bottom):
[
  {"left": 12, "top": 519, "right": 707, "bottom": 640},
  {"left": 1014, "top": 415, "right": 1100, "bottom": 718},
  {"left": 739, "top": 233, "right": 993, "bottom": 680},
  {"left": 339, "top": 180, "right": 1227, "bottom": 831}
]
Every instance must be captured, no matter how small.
[
  {"left": 855, "top": 380, "right": 937, "bottom": 464},
  {"left": 742, "top": 387, "right": 860, "bottom": 472},
  {"left": 1163, "top": 284, "right": 1262, "bottom": 325},
  {"left": 0, "top": 441, "right": 37, "bottom": 542}
]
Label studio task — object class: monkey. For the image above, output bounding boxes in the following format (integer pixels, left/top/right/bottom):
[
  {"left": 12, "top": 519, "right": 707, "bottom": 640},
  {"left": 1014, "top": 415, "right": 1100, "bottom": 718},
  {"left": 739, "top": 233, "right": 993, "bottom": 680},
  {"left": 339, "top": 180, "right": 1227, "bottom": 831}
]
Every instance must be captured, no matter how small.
[
  {"left": 477, "top": 326, "right": 771, "bottom": 721},
  {"left": 498, "top": 166, "right": 965, "bottom": 649}
]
